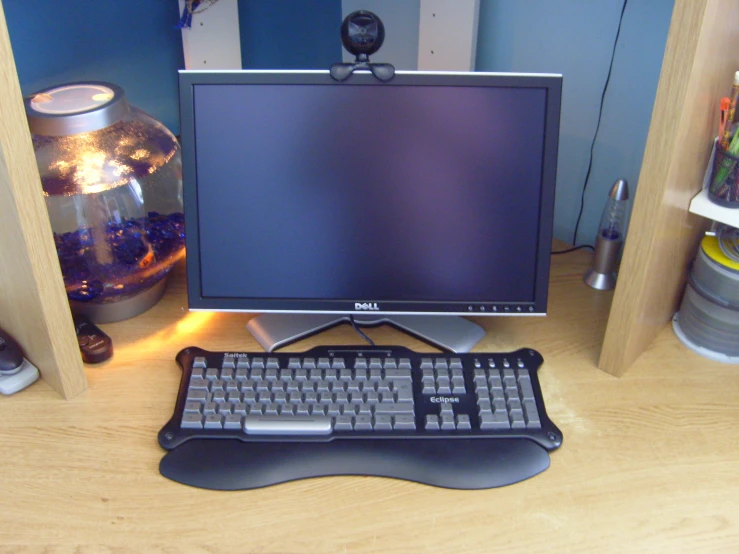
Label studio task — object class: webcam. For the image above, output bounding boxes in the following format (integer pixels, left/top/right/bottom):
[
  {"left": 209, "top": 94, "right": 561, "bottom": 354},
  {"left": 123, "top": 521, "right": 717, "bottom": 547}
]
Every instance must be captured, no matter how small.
[
  {"left": 330, "top": 11, "right": 395, "bottom": 83},
  {"left": 341, "top": 10, "right": 385, "bottom": 57}
]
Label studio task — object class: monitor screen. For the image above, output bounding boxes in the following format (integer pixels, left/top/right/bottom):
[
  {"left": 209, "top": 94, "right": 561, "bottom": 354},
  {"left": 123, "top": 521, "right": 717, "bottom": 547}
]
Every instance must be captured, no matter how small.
[{"left": 180, "top": 70, "right": 561, "bottom": 317}]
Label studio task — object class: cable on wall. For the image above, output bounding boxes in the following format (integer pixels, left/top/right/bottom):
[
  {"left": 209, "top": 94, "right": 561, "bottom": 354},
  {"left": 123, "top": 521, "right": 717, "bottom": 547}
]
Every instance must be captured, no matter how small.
[{"left": 569, "top": 0, "right": 629, "bottom": 249}]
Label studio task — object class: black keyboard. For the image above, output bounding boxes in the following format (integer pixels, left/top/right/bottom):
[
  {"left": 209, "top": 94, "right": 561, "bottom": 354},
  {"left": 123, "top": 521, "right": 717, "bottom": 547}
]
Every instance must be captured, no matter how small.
[{"left": 158, "top": 345, "right": 563, "bottom": 490}]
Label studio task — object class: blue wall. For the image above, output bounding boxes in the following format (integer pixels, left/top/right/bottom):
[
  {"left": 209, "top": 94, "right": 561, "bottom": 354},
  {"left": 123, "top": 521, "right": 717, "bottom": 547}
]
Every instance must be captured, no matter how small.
[
  {"left": 477, "top": 0, "right": 674, "bottom": 244},
  {"left": 239, "top": 0, "right": 342, "bottom": 69},
  {"left": 4, "top": 0, "right": 185, "bottom": 134},
  {"left": 5, "top": 0, "right": 673, "bottom": 245},
  {"left": 4, "top": 0, "right": 343, "bottom": 133}
]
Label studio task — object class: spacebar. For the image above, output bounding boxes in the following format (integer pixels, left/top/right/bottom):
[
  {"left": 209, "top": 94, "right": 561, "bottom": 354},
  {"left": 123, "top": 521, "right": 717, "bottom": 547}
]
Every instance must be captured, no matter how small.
[{"left": 243, "top": 415, "right": 333, "bottom": 435}]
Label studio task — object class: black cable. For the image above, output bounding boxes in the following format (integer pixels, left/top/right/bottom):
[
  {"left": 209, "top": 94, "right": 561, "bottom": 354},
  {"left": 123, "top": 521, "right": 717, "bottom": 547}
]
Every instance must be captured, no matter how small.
[
  {"left": 552, "top": 244, "right": 594, "bottom": 255},
  {"left": 349, "top": 315, "right": 375, "bottom": 346},
  {"left": 572, "top": 0, "right": 629, "bottom": 246}
]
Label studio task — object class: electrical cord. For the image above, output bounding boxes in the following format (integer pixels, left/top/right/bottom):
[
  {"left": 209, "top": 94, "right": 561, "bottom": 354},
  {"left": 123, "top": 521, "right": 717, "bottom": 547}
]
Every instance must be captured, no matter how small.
[
  {"left": 349, "top": 315, "right": 375, "bottom": 346},
  {"left": 552, "top": 244, "right": 595, "bottom": 255},
  {"left": 571, "top": 0, "right": 629, "bottom": 247}
]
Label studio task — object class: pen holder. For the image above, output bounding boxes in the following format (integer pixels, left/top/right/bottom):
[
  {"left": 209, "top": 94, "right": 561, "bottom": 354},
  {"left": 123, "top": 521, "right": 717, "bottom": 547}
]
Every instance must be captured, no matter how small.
[{"left": 708, "top": 146, "right": 739, "bottom": 207}]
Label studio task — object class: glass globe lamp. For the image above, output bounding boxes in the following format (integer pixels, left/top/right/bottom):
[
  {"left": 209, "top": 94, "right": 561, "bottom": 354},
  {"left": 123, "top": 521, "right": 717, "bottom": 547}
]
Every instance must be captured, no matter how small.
[{"left": 25, "top": 82, "right": 185, "bottom": 323}]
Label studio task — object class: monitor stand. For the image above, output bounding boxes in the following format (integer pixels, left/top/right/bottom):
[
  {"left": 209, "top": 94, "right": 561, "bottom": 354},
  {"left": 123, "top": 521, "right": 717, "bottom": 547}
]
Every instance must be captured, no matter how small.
[{"left": 246, "top": 314, "right": 486, "bottom": 353}]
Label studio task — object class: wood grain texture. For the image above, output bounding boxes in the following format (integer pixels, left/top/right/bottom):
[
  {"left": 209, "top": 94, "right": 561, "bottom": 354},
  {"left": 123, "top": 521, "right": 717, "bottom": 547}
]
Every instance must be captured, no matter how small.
[
  {"left": 0, "top": 0, "right": 86, "bottom": 398},
  {"left": 0, "top": 251, "right": 738, "bottom": 553},
  {"left": 599, "top": 0, "right": 739, "bottom": 376}
]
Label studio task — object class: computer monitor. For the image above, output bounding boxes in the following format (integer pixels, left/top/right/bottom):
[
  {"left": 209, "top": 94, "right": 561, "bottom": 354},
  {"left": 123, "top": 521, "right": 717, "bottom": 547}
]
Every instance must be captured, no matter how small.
[{"left": 179, "top": 70, "right": 561, "bottom": 352}]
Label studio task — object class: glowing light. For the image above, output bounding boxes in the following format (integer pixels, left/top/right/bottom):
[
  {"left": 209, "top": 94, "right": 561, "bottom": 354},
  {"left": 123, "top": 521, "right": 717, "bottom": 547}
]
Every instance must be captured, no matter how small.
[
  {"left": 176, "top": 312, "right": 216, "bottom": 335},
  {"left": 92, "top": 93, "right": 113, "bottom": 102}
]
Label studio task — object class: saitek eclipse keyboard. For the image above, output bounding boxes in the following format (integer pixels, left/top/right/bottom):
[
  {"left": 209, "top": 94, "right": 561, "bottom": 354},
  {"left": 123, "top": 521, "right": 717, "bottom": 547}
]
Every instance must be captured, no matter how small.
[{"left": 158, "top": 346, "right": 562, "bottom": 490}]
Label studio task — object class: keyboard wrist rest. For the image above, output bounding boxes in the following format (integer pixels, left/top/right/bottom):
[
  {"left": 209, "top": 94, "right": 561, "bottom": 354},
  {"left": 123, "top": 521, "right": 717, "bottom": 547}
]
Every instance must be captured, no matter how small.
[{"left": 159, "top": 437, "right": 550, "bottom": 490}]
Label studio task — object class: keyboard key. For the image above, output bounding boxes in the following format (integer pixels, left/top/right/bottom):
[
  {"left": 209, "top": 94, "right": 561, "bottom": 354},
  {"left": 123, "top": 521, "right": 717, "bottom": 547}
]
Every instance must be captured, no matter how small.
[
  {"left": 212, "top": 391, "right": 227, "bottom": 404},
  {"left": 223, "top": 414, "right": 242, "bottom": 430},
  {"left": 440, "top": 414, "right": 455, "bottom": 430},
  {"left": 184, "top": 401, "right": 202, "bottom": 414},
  {"left": 193, "top": 357, "right": 207, "bottom": 369},
  {"left": 385, "top": 369, "right": 411, "bottom": 381},
  {"left": 523, "top": 400, "right": 541, "bottom": 428},
  {"left": 334, "top": 415, "right": 353, "bottom": 430},
  {"left": 204, "top": 414, "right": 223, "bottom": 429},
  {"left": 251, "top": 358, "right": 265, "bottom": 370},
  {"left": 186, "top": 389, "right": 208, "bottom": 402},
  {"left": 480, "top": 412, "right": 509, "bottom": 430},
  {"left": 332, "top": 358, "right": 346, "bottom": 369},
  {"left": 374, "top": 415, "right": 392, "bottom": 431},
  {"left": 288, "top": 358, "right": 302, "bottom": 369},
  {"left": 456, "top": 414, "right": 471, "bottom": 430},
  {"left": 189, "top": 378, "right": 209, "bottom": 390},
  {"left": 395, "top": 383, "right": 413, "bottom": 402},
  {"left": 425, "top": 415, "right": 440, "bottom": 430},
  {"left": 181, "top": 413, "right": 203, "bottom": 429},
  {"left": 236, "top": 358, "right": 249, "bottom": 370},
  {"left": 518, "top": 376, "right": 535, "bottom": 401},
  {"left": 244, "top": 415, "right": 332, "bottom": 435},
  {"left": 354, "top": 415, "right": 373, "bottom": 431},
  {"left": 393, "top": 414, "right": 415, "bottom": 430},
  {"left": 205, "top": 368, "right": 219, "bottom": 380},
  {"left": 221, "top": 358, "right": 236, "bottom": 370},
  {"left": 375, "top": 402, "right": 414, "bottom": 415}
]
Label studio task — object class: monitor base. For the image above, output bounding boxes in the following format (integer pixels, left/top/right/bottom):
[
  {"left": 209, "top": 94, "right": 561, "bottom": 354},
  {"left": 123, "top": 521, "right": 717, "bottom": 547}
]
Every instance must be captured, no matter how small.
[{"left": 246, "top": 313, "right": 485, "bottom": 353}]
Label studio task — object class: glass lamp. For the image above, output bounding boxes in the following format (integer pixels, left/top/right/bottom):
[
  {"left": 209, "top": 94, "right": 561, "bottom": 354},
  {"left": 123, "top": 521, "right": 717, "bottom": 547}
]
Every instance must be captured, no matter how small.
[
  {"left": 584, "top": 179, "right": 630, "bottom": 290},
  {"left": 25, "top": 82, "right": 185, "bottom": 323}
]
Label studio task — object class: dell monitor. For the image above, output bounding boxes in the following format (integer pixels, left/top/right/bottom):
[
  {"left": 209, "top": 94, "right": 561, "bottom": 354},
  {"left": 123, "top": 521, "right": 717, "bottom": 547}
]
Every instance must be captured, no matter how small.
[{"left": 179, "top": 70, "right": 561, "bottom": 352}]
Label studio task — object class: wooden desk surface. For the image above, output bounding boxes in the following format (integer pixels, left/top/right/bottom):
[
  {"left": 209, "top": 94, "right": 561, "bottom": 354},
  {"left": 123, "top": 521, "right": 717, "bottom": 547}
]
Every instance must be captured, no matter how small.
[{"left": 1, "top": 249, "right": 738, "bottom": 553}]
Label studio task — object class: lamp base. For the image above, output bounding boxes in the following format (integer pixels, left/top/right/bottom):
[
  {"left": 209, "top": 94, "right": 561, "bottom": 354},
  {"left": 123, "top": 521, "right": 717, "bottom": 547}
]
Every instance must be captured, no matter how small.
[
  {"left": 583, "top": 268, "right": 616, "bottom": 291},
  {"left": 69, "top": 277, "right": 169, "bottom": 324}
]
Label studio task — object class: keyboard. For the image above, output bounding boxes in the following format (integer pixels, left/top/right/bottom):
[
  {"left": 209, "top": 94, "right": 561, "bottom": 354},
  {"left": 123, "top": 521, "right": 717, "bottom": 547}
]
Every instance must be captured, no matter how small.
[{"left": 158, "top": 345, "right": 563, "bottom": 490}]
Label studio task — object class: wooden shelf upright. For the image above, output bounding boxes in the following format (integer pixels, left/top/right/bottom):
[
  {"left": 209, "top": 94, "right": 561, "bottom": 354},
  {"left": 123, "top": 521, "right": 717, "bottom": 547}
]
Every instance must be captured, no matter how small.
[
  {"left": 599, "top": 0, "right": 739, "bottom": 375},
  {"left": 0, "top": 0, "right": 86, "bottom": 398}
]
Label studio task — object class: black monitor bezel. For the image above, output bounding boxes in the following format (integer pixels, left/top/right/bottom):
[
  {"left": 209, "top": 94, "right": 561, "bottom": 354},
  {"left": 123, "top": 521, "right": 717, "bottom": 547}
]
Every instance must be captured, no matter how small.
[{"left": 179, "top": 70, "right": 561, "bottom": 316}]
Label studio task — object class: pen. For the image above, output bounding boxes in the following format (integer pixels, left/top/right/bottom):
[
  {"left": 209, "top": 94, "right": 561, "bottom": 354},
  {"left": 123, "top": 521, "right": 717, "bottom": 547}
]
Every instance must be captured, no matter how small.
[
  {"left": 718, "top": 96, "right": 731, "bottom": 144},
  {"left": 721, "top": 71, "right": 739, "bottom": 149}
]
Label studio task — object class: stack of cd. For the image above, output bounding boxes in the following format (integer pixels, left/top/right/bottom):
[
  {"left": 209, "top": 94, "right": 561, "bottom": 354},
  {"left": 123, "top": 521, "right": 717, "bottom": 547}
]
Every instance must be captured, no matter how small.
[{"left": 673, "top": 230, "right": 739, "bottom": 362}]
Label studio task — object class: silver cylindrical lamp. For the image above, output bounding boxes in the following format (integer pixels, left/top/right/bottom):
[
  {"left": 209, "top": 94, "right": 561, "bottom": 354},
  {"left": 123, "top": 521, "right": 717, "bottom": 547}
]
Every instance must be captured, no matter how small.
[{"left": 584, "top": 179, "right": 630, "bottom": 290}]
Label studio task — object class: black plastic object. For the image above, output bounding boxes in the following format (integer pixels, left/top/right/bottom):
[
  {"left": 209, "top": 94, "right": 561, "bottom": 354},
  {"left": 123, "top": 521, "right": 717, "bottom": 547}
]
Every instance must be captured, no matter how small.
[
  {"left": 160, "top": 437, "right": 551, "bottom": 491},
  {"left": 330, "top": 10, "right": 395, "bottom": 83},
  {"left": 158, "top": 345, "right": 563, "bottom": 490},
  {"left": 73, "top": 314, "right": 113, "bottom": 363},
  {"left": 340, "top": 10, "right": 385, "bottom": 57},
  {"left": 0, "top": 328, "right": 24, "bottom": 374}
]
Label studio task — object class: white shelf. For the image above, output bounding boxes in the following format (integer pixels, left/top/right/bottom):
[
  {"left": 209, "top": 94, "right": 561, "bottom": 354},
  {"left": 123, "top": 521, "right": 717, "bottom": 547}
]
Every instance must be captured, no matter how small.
[
  {"left": 688, "top": 139, "right": 739, "bottom": 228},
  {"left": 689, "top": 188, "right": 739, "bottom": 227}
]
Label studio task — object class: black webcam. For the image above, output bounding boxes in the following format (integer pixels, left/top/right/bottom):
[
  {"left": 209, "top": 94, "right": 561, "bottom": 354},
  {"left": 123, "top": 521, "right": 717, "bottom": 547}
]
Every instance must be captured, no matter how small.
[{"left": 330, "top": 10, "right": 395, "bottom": 83}]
